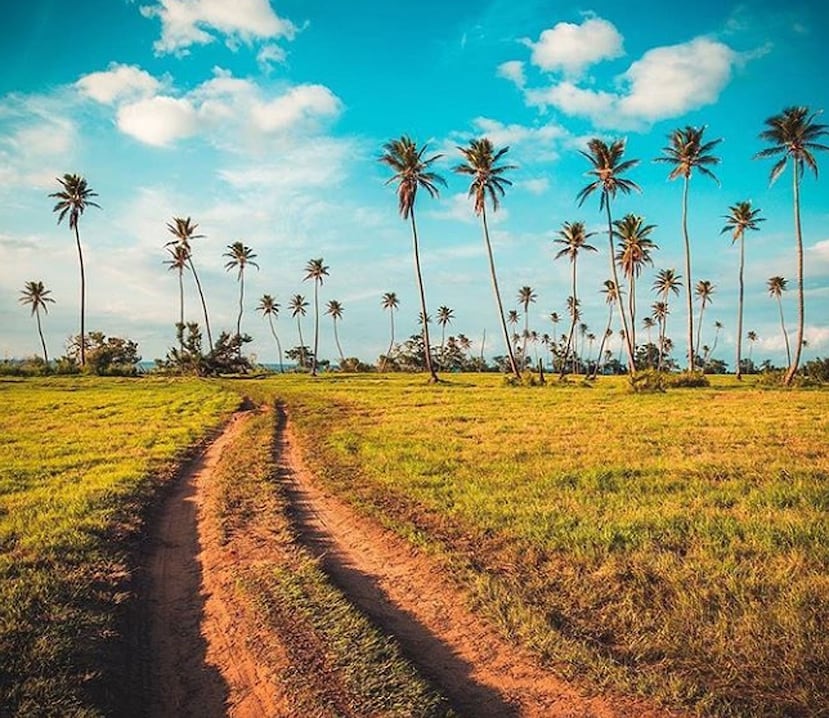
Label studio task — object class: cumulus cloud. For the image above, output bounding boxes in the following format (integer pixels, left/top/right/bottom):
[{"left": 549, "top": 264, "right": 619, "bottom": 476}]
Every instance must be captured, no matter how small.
[
  {"left": 139, "top": 0, "right": 297, "bottom": 55},
  {"left": 76, "top": 63, "right": 161, "bottom": 104},
  {"left": 117, "top": 96, "right": 199, "bottom": 146},
  {"left": 497, "top": 60, "right": 526, "bottom": 88},
  {"left": 257, "top": 43, "right": 287, "bottom": 72},
  {"left": 526, "top": 17, "right": 624, "bottom": 75},
  {"left": 251, "top": 85, "right": 341, "bottom": 134},
  {"left": 525, "top": 81, "right": 615, "bottom": 117},
  {"left": 518, "top": 178, "right": 550, "bottom": 195}
]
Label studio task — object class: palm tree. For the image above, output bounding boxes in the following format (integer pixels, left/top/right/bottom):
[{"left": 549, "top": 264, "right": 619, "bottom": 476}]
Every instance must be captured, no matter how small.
[
  {"left": 165, "top": 217, "right": 213, "bottom": 351},
  {"left": 747, "top": 330, "right": 758, "bottom": 367},
  {"left": 592, "top": 279, "right": 618, "bottom": 378},
  {"left": 19, "top": 280, "right": 55, "bottom": 365},
  {"left": 223, "top": 241, "right": 259, "bottom": 343},
  {"left": 164, "top": 244, "right": 190, "bottom": 350},
  {"left": 554, "top": 221, "right": 597, "bottom": 377},
  {"left": 380, "top": 136, "right": 445, "bottom": 383},
  {"left": 49, "top": 174, "right": 100, "bottom": 366},
  {"left": 653, "top": 268, "right": 682, "bottom": 371},
  {"left": 721, "top": 201, "right": 764, "bottom": 380},
  {"left": 257, "top": 294, "right": 284, "bottom": 373},
  {"left": 289, "top": 294, "right": 309, "bottom": 369},
  {"left": 326, "top": 299, "right": 346, "bottom": 364},
  {"left": 454, "top": 137, "right": 520, "bottom": 379},
  {"left": 304, "top": 258, "right": 330, "bottom": 377},
  {"left": 651, "top": 301, "right": 670, "bottom": 371},
  {"left": 655, "top": 126, "right": 722, "bottom": 371},
  {"left": 576, "top": 138, "right": 640, "bottom": 374},
  {"left": 694, "top": 280, "right": 715, "bottom": 369},
  {"left": 517, "top": 286, "right": 537, "bottom": 361},
  {"left": 380, "top": 292, "right": 399, "bottom": 372},
  {"left": 708, "top": 320, "right": 724, "bottom": 364},
  {"left": 435, "top": 305, "right": 455, "bottom": 369},
  {"left": 767, "top": 276, "right": 792, "bottom": 367},
  {"left": 614, "top": 213, "right": 657, "bottom": 350},
  {"left": 643, "top": 316, "right": 656, "bottom": 346},
  {"left": 756, "top": 107, "right": 828, "bottom": 384}
]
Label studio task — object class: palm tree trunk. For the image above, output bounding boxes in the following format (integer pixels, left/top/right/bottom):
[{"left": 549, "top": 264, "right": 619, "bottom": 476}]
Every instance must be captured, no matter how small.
[
  {"left": 736, "top": 234, "right": 745, "bottom": 379},
  {"left": 604, "top": 201, "right": 635, "bottom": 374},
  {"left": 697, "top": 302, "right": 707, "bottom": 371},
  {"left": 777, "top": 297, "right": 791, "bottom": 368},
  {"left": 784, "top": 164, "right": 804, "bottom": 386},
  {"left": 481, "top": 207, "right": 520, "bottom": 379},
  {"left": 381, "top": 311, "right": 394, "bottom": 372},
  {"left": 480, "top": 329, "right": 486, "bottom": 363},
  {"left": 74, "top": 225, "right": 86, "bottom": 366},
  {"left": 237, "top": 272, "right": 244, "bottom": 340},
  {"left": 296, "top": 317, "right": 305, "bottom": 369},
  {"left": 188, "top": 258, "right": 213, "bottom": 351},
  {"left": 178, "top": 268, "right": 184, "bottom": 351},
  {"left": 333, "top": 318, "right": 345, "bottom": 363},
  {"left": 592, "top": 304, "right": 613, "bottom": 379},
  {"left": 522, "top": 311, "right": 529, "bottom": 364},
  {"left": 560, "top": 262, "right": 578, "bottom": 379},
  {"left": 681, "top": 177, "right": 695, "bottom": 371},
  {"left": 35, "top": 308, "right": 48, "bottom": 365},
  {"left": 312, "top": 281, "right": 320, "bottom": 377},
  {"left": 267, "top": 314, "right": 284, "bottom": 373},
  {"left": 439, "top": 326, "right": 446, "bottom": 370},
  {"left": 628, "top": 276, "right": 636, "bottom": 351},
  {"left": 409, "top": 212, "right": 438, "bottom": 382}
]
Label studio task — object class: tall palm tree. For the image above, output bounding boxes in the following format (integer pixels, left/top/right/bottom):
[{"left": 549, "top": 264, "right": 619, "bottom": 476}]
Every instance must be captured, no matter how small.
[
  {"left": 554, "top": 221, "right": 597, "bottom": 377},
  {"left": 613, "top": 213, "right": 657, "bottom": 350},
  {"left": 19, "top": 280, "right": 55, "bottom": 365},
  {"left": 694, "top": 280, "right": 715, "bottom": 369},
  {"left": 708, "top": 320, "right": 724, "bottom": 364},
  {"left": 655, "top": 126, "right": 722, "bottom": 371},
  {"left": 289, "top": 294, "right": 309, "bottom": 370},
  {"left": 223, "top": 241, "right": 259, "bottom": 343},
  {"left": 721, "top": 200, "right": 764, "bottom": 380},
  {"left": 164, "top": 244, "right": 190, "bottom": 350},
  {"left": 380, "top": 291, "right": 399, "bottom": 372},
  {"left": 380, "top": 136, "right": 445, "bottom": 383},
  {"left": 756, "top": 106, "right": 828, "bottom": 384},
  {"left": 517, "top": 286, "right": 537, "bottom": 361},
  {"left": 165, "top": 217, "right": 213, "bottom": 351},
  {"left": 454, "top": 137, "right": 520, "bottom": 379},
  {"left": 592, "top": 279, "right": 618, "bottom": 378},
  {"left": 257, "top": 294, "right": 284, "bottom": 373},
  {"left": 326, "top": 299, "right": 346, "bottom": 364},
  {"left": 436, "top": 305, "right": 454, "bottom": 369},
  {"left": 49, "top": 174, "right": 100, "bottom": 367},
  {"left": 767, "top": 276, "right": 792, "bottom": 367},
  {"left": 304, "top": 258, "right": 330, "bottom": 377},
  {"left": 747, "top": 330, "right": 758, "bottom": 366},
  {"left": 576, "top": 138, "right": 640, "bottom": 374},
  {"left": 652, "top": 268, "right": 682, "bottom": 371},
  {"left": 651, "top": 301, "right": 670, "bottom": 372}
]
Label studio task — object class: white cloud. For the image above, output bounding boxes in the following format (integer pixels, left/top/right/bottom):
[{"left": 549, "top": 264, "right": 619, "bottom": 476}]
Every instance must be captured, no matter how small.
[
  {"left": 117, "top": 96, "right": 199, "bottom": 146},
  {"left": 526, "top": 17, "right": 624, "bottom": 75},
  {"left": 251, "top": 84, "right": 341, "bottom": 133},
  {"left": 518, "top": 178, "right": 549, "bottom": 195},
  {"left": 497, "top": 60, "right": 526, "bottom": 88},
  {"left": 140, "top": 0, "right": 297, "bottom": 55},
  {"left": 427, "top": 192, "right": 510, "bottom": 225},
  {"left": 257, "top": 43, "right": 287, "bottom": 72},
  {"left": 525, "top": 81, "right": 614, "bottom": 117},
  {"left": 76, "top": 63, "right": 161, "bottom": 104}
]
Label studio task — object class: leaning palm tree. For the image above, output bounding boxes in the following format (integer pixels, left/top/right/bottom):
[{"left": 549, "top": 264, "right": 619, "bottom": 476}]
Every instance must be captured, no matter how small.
[
  {"left": 223, "top": 241, "right": 259, "bottom": 343},
  {"left": 454, "top": 138, "right": 520, "bottom": 379},
  {"left": 652, "top": 268, "right": 682, "bottom": 371},
  {"left": 289, "top": 294, "right": 309, "bottom": 370},
  {"left": 164, "top": 244, "right": 190, "bottom": 350},
  {"left": 165, "top": 217, "right": 213, "bottom": 351},
  {"left": 576, "top": 138, "right": 640, "bottom": 374},
  {"left": 554, "top": 221, "right": 597, "bottom": 377},
  {"left": 721, "top": 200, "right": 765, "bottom": 379},
  {"left": 613, "top": 213, "right": 657, "bottom": 349},
  {"left": 755, "top": 106, "right": 828, "bottom": 384},
  {"left": 708, "top": 320, "right": 724, "bottom": 364},
  {"left": 517, "top": 286, "right": 537, "bottom": 361},
  {"left": 655, "top": 126, "right": 722, "bottom": 371},
  {"left": 380, "top": 291, "right": 399, "bottom": 372},
  {"left": 592, "top": 279, "right": 618, "bottom": 378},
  {"left": 257, "top": 294, "right": 284, "bottom": 373},
  {"left": 49, "top": 174, "right": 100, "bottom": 366},
  {"left": 380, "top": 136, "right": 445, "bottom": 382},
  {"left": 436, "top": 305, "right": 454, "bottom": 369},
  {"left": 19, "top": 280, "right": 55, "bottom": 365},
  {"left": 326, "top": 299, "right": 346, "bottom": 364},
  {"left": 304, "top": 258, "right": 329, "bottom": 377},
  {"left": 767, "top": 276, "right": 792, "bottom": 367},
  {"left": 694, "top": 280, "right": 715, "bottom": 370}
]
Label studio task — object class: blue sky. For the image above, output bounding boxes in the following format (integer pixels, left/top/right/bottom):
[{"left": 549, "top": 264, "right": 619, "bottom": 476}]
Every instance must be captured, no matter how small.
[{"left": 2, "top": 0, "right": 827, "bottom": 367}]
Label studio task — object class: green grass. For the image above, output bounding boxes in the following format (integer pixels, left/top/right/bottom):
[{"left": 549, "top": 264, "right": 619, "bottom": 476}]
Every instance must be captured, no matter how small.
[
  {"left": 244, "top": 372, "right": 829, "bottom": 718},
  {"left": 0, "top": 377, "right": 238, "bottom": 717}
]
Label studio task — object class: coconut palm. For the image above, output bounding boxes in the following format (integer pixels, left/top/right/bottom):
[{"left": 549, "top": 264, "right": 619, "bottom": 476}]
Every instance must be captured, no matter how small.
[
  {"left": 164, "top": 244, "right": 190, "bottom": 350},
  {"left": 454, "top": 138, "right": 520, "bottom": 379},
  {"left": 304, "top": 258, "right": 329, "bottom": 377},
  {"left": 755, "top": 107, "right": 828, "bottom": 384},
  {"left": 708, "top": 320, "right": 724, "bottom": 364},
  {"left": 653, "top": 268, "right": 682, "bottom": 371},
  {"left": 747, "top": 330, "right": 758, "bottom": 366},
  {"left": 19, "top": 280, "right": 55, "bottom": 365},
  {"left": 554, "top": 221, "right": 597, "bottom": 377},
  {"left": 517, "top": 286, "right": 537, "bottom": 361},
  {"left": 326, "top": 299, "right": 346, "bottom": 364},
  {"left": 436, "top": 305, "right": 454, "bottom": 369},
  {"left": 380, "top": 136, "right": 445, "bottom": 382},
  {"left": 289, "top": 294, "right": 309, "bottom": 369},
  {"left": 49, "top": 174, "right": 100, "bottom": 366},
  {"left": 721, "top": 201, "right": 764, "bottom": 379},
  {"left": 643, "top": 316, "right": 656, "bottom": 345},
  {"left": 576, "top": 138, "right": 640, "bottom": 373},
  {"left": 613, "top": 213, "right": 657, "bottom": 349},
  {"left": 256, "top": 294, "right": 284, "bottom": 373},
  {"left": 165, "top": 217, "right": 213, "bottom": 351},
  {"left": 651, "top": 301, "right": 670, "bottom": 372},
  {"left": 694, "top": 280, "right": 715, "bottom": 369},
  {"left": 592, "top": 279, "right": 618, "bottom": 378},
  {"left": 380, "top": 292, "right": 399, "bottom": 372},
  {"left": 767, "top": 276, "right": 792, "bottom": 367},
  {"left": 655, "top": 126, "right": 722, "bottom": 371},
  {"left": 224, "top": 241, "right": 259, "bottom": 344}
]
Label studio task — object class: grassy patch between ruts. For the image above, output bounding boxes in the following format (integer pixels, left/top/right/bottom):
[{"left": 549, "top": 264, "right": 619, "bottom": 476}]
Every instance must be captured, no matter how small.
[
  {"left": 248, "top": 372, "right": 829, "bottom": 718},
  {"left": 0, "top": 377, "right": 238, "bottom": 717}
]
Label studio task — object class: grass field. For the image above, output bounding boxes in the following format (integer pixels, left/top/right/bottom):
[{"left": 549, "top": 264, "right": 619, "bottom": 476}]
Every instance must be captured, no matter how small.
[
  {"left": 0, "top": 377, "right": 239, "bottom": 716},
  {"left": 255, "top": 373, "right": 829, "bottom": 718}
]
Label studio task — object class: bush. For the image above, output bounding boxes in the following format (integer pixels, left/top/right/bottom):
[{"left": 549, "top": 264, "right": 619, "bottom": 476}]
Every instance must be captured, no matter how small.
[
  {"left": 629, "top": 369, "right": 666, "bottom": 393},
  {"left": 664, "top": 370, "right": 710, "bottom": 388}
]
